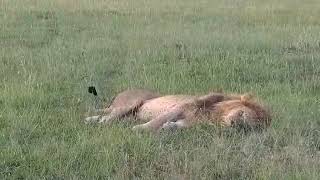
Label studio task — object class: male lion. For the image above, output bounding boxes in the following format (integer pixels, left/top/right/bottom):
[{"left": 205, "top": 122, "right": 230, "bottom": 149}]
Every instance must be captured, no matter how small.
[{"left": 85, "top": 89, "right": 271, "bottom": 132}]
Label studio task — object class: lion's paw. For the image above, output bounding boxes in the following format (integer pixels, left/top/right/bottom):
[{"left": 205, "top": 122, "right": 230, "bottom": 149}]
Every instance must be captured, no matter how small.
[
  {"left": 161, "top": 122, "right": 178, "bottom": 131},
  {"left": 84, "top": 115, "right": 101, "bottom": 124}
]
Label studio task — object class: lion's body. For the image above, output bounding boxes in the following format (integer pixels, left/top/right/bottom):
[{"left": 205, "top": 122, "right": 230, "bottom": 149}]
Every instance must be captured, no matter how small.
[
  {"left": 109, "top": 89, "right": 160, "bottom": 108},
  {"left": 85, "top": 89, "right": 271, "bottom": 132},
  {"left": 137, "top": 95, "right": 195, "bottom": 122}
]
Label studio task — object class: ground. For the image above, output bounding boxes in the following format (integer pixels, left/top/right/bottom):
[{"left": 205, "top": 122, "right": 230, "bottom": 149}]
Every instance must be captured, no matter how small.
[{"left": 1, "top": 0, "right": 320, "bottom": 179}]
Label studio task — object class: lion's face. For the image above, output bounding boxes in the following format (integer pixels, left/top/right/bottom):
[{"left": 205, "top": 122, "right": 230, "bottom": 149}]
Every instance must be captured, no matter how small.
[
  {"left": 222, "top": 106, "right": 259, "bottom": 127},
  {"left": 215, "top": 99, "right": 270, "bottom": 129}
]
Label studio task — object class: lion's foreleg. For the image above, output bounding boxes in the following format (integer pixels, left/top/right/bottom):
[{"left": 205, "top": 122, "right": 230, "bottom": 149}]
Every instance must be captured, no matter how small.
[
  {"left": 161, "top": 119, "right": 193, "bottom": 130},
  {"left": 132, "top": 108, "right": 183, "bottom": 132}
]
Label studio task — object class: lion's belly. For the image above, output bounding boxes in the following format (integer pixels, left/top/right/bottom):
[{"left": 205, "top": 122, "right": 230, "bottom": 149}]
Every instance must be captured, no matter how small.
[{"left": 137, "top": 95, "right": 196, "bottom": 122}]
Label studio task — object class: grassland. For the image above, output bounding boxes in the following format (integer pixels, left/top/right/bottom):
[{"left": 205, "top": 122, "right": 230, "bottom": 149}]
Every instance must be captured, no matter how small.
[{"left": 1, "top": 0, "right": 320, "bottom": 179}]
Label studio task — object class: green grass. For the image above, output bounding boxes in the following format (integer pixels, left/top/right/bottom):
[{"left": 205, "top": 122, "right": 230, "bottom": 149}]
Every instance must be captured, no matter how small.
[{"left": 1, "top": 0, "right": 320, "bottom": 179}]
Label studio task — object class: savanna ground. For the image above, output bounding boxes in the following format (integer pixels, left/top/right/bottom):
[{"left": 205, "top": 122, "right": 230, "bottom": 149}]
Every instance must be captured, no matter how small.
[{"left": 1, "top": 0, "right": 320, "bottom": 179}]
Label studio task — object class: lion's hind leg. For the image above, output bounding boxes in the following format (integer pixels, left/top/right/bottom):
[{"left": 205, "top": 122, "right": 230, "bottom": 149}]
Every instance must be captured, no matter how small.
[
  {"left": 84, "top": 107, "right": 112, "bottom": 124},
  {"left": 85, "top": 107, "right": 127, "bottom": 124},
  {"left": 85, "top": 115, "right": 102, "bottom": 124},
  {"left": 97, "top": 100, "right": 144, "bottom": 124},
  {"left": 97, "top": 107, "right": 132, "bottom": 124},
  {"left": 93, "top": 108, "right": 112, "bottom": 114}
]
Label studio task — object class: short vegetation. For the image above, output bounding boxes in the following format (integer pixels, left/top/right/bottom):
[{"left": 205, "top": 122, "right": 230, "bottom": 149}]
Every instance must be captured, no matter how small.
[{"left": 1, "top": 0, "right": 319, "bottom": 179}]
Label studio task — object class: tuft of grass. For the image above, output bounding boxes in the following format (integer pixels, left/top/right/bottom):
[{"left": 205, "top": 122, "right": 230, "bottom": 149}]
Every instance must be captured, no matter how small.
[{"left": 1, "top": 0, "right": 319, "bottom": 179}]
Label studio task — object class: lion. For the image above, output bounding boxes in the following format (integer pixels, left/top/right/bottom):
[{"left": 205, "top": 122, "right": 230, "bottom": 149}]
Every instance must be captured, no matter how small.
[{"left": 85, "top": 89, "right": 271, "bottom": 132}]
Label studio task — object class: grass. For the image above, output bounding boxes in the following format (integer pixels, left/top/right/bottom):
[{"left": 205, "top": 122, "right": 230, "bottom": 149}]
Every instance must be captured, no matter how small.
[{"left": 1, "top": 0, "right": 320, "bottom": 179}]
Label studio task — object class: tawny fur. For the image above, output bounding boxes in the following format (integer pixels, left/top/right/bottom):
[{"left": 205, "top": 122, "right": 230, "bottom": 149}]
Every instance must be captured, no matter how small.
[{"left": 85, "top": 89, "right": 271, "bottom": 132}]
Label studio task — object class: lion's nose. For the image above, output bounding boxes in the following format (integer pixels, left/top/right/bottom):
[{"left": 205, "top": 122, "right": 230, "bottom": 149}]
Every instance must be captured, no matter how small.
[
  {"left": 238, "top": 110, "right": 244, "bottom": 116},
  {"left": 231, "top": 120, "right": 235, "bottom": 126}
]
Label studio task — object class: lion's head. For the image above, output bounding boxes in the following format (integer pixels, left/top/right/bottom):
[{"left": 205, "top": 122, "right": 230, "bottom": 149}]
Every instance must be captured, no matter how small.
[{"left": 202, "top": 94, "right": 271, "bottom": 129}]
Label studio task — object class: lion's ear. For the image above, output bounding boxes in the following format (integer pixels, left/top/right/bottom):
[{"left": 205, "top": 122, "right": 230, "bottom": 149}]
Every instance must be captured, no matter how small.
[
  {"left": 240, "top": 93, "right": 254, "bottom": 101},
  {"left": 195, "top": 93, "right": 225, "bottom": 109}
]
